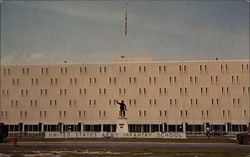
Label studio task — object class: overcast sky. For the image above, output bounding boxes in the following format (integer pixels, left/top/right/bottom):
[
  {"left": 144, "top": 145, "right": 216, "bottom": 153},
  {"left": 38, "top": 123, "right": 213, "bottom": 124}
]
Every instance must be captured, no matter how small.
[{"left": 1, "top": 1, "right": 249, "bottom": 65}]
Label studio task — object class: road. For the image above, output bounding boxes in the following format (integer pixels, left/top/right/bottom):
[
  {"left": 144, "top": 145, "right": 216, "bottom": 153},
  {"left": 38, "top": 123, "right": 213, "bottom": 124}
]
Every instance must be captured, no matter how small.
[{"left": 1, "top": 141, "right": 250, "bottom": 148}]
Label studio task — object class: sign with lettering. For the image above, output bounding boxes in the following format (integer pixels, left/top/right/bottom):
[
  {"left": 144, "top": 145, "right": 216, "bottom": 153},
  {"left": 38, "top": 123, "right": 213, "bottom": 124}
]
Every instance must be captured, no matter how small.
[{"left": 45, "top": 132, "right": 186, "bottom": 139}]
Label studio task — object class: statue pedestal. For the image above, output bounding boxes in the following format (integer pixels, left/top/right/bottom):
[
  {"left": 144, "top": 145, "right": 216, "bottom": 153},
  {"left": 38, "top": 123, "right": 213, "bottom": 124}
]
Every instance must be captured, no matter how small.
[{"left": 116, "top": 118, "right": 129, "bottom": 133}]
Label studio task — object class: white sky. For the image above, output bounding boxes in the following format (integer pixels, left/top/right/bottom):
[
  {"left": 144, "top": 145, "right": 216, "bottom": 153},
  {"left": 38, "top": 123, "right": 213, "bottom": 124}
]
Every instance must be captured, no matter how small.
[{"left": 1, "top": 1, "right": 249, "bottom": 65}]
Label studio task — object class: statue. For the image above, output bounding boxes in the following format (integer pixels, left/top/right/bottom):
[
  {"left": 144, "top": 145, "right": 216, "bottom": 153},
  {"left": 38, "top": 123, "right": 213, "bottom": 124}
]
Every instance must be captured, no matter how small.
[{"left": 116, "top": 100, "right": 127, "bottom": 118}]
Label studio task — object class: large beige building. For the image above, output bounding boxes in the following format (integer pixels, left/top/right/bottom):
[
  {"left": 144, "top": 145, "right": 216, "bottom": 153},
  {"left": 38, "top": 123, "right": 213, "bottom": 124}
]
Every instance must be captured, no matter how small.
[{"left": 0, "top": 57, "right": 249, "bottom": 134}]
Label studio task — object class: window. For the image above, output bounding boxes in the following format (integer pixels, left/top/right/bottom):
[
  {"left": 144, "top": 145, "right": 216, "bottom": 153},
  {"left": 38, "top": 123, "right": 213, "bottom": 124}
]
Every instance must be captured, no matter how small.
[
  {"left": 69, "top": 99, "right": 77, "bottom": 106},
  {"left": 190, "top": 98, "right": 198, "bottom": 105},
  {"left": 169, "top": 76, "right": 177, "bottom": 84},
  {"left": 179, "top": 88, "right": 182, "bottom": 94},
  {"left": 60, "top": 67, "right": 68, "bottom": 74},
  {"left": 40, "top": 89, "right": 48, "bottom": 96},
  {"left": 189, "top": 76, "right": 198, "bottom": 84},
  {"left": 179, "top": 65, "right": 187, "bottom": 72},
  {"left": 20, "top": 111, "right": 27, "bottom": 118},
  {"left": 21, "top": 89, "right": 28, "bottom": 96},
  {"left": 232, "top": 98, "right": 240, "bottom": 105},
  {"left": 80, "top": 66, "right": 87, "bottom": 73},
  {"left": 220, "top": 64, "right": 229, "bottom": 72},
  {"left": 12, "top": 78, "right": 20, "bottom": 86},
  {"left": 179, "top": 88, "right": 187, "bottom": 95},
  {"left": 139, "top": 88, "right": 146, "bottom": 94},
  {"left": 109, "top": 99, "right": 117, "bottom": 105},
  {"left": 149, "top": 77, "right": 156, "bottom": 83},
  {"left": 50, "top": 78, "right": 58, "bottom": 85},
  {"left": 41, "top": 67, "right": 48, "bottom": 75},
  {"left": 40, "top": 111, "right": 47, "bottom": 117},
  {"left": 79, "top": 110, "right": 86, "bottom": 117},
  {"left": 159, "top": 88, "right": 167, "bottom": 95},
  {"left": 184, "top": 65, "right": 187, "bottom": 71},
  {"left": 31, "top": 78, "right": 38, "bottom": 85},
  {"left": 169, "top": 99, "right": 177, "bottom": 106},
  {"left": 0, "top": 111, "right": 7, "bottom": 118},
  {"left": 60, "top": 89, "right": 67, "bottom": 96},
  {"left": 138, "top": 110, "right": 146, "bottom": 117},
  {"left": 201, "top": 87, "right": 208, "bottom": 95},
  {"left": 159, "top": 66, "right": 162, "bottom": 72},
  {"left": 149, "top": 99, "right": 157, "bottom": 105},
  {"left": 3, "top": 68, "right": 11, "bottom": 75},
  {"left": 222, "top": 87, "right": 229, "bottom": 95},
  {"left": 236, "top": 76, "right": 239, "bottom": 83},
  {"left": 11, "top": 100, "right": 18, "bottom": 108},
  {"left": 128, "top": 77, "right": 136, "bottom": 84},
  {"left": 159, "top": 65, "right": 167, "bottom": 72},
  {"left": 30, "top": 100, "right": 38, "bottom": 107},
  {"left": 89, "top": 77, "right": 97, "bottom": 84},
  {"left": 98, "top": 110, "right": 106, "bottom": 117},
  {"left": 109, "top": 77, "right": 117, "bottom": 84},
  {"left": 139, "top": 66, "right": 146, "bottom": 72},
  {"left": 99, "top": 88, "right": 107, "bottom": 95},
  {"left": 99, "top": 66, "right": 107, "bottom": 73},
  {"left": 129, "top": 99, "right": 137, "bottom": 105},
  {"left": 164, "top": 66, "right": 166, "bottom": 72},
  {"left": 243, "top": 87, "right": 250, "bottom": 95},
  {"left": 200, "top": 65, "right": 208, "bottom": 72},
  {"left": 22, "top": 68, "right": 29, "bottom": 75},
  {"left": 2, "top": 89, "right": 9, "bottom": 97},
  {"left": 59, "top": 111, "right": 66, "bottom": 117},
  {"left": 231, "top": 75, "right": 239, "bottom": 84},
  {"left": 70, "top": 78, "right": 77, "bottom": 85},
  {"left": 49, "top": 100, "right": 57, "bottom": 107},
  {"left": 211, "top": 98, "right": 219, "bottom": 105},
  {"left": 89, "top": 99, "right": 96, "bottom": 106},
  {"left": 210, "top": 76, "right": 219, "bottom": 84},
  {"left": 119, "top": 66, "right": 127, "bottom": 73}
]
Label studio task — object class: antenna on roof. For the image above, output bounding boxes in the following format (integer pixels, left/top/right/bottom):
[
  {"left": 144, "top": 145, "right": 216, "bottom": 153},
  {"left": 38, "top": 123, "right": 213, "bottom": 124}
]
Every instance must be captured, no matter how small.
[{"left": 124, "top": 0, "right": 127, "bottom": 36}]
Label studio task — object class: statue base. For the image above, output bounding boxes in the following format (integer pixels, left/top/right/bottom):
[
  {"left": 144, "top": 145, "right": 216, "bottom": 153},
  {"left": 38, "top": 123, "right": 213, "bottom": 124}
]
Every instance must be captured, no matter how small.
[{"left": 116, "top": 117, "right": 129, "bottom": 133}]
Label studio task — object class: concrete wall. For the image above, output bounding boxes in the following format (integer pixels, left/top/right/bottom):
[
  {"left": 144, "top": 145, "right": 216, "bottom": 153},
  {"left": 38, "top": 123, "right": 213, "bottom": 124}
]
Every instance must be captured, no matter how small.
[{"left": 0, "top": 59, "right": 249, "bottom": 130}]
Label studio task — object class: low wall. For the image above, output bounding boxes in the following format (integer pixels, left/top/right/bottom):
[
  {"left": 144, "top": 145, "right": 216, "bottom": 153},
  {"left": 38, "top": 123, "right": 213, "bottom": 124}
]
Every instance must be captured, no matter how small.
[{"left": 45, "top": 132, "right": 186, "bottom": 139}]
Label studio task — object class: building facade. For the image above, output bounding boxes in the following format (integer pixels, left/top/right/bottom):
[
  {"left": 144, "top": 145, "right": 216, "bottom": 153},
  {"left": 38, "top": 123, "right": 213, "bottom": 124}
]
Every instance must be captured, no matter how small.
[{"left": 0, "top": 57, "right": 249, "bottom": 134}]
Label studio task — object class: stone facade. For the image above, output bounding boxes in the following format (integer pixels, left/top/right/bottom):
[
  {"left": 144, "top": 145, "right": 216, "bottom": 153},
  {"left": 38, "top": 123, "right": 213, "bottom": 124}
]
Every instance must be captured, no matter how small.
[{"left": 0, "top": 58, "right": 249, "bottom": 133}]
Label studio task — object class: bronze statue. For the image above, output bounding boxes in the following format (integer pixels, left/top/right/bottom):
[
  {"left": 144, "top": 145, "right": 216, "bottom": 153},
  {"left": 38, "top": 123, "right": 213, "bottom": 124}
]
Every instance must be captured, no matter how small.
[{"left": 116, "top": 100, "right": 127, "bottom": 118}]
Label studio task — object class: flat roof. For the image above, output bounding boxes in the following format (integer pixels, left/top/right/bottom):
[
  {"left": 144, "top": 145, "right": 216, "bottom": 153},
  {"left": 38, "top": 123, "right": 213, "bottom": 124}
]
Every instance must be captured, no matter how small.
[{"left": 1, "top": 59, "right": 249, "bottom": 67}]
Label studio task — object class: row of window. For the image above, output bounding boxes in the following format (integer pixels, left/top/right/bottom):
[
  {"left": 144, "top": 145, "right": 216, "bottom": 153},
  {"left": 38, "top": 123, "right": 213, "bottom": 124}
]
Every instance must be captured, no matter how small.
[
  {"left": 2, "top": 86, "right": 250, "bottom": 97},
  {"left": 9, "top": 74, "right": 246, "bottom": 87},
  {"left": 8, "top": 97, "right": 247, "bottom": 108},
  {"left": 2, "top": 63, "right": 249, "bottom": 76},
  {"left": 1, "top": 109, "right": 248, "bottom": 119}
]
